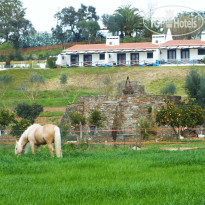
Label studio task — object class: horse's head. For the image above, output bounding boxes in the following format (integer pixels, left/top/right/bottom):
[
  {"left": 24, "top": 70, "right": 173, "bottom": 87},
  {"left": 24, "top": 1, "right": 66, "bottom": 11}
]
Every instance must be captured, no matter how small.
[{"left": 15, "top": 141, "right": 24, "bottom": 155}]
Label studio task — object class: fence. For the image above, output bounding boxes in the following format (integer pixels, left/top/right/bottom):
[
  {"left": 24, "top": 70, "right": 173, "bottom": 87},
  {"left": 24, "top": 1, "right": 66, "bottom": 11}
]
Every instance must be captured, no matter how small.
[{"left": 1, "top": 127, "right": 205, "bottom": 150}]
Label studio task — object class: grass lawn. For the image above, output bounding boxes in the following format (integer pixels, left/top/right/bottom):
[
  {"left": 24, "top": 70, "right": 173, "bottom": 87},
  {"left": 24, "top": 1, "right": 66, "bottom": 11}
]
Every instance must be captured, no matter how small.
[
  {"left": 1, "top": 145, "right": 205, "bottom": 204},
  {"left": 1, "top": 65, "right": 205, "bottom": 107}
]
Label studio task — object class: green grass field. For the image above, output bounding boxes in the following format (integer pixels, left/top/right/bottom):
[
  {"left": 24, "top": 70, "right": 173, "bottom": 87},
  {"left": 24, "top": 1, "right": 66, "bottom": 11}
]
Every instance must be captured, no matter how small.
[
  {"left": 1, "top": 65, "right": 205, "bottom": 107},
  {"left": 1, "top": 145, "right": 205, "bottom": 205}
]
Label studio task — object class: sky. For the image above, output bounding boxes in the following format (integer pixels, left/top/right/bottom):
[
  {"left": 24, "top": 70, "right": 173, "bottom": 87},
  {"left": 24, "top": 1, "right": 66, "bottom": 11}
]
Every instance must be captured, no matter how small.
[{"left": 21, "top": 0, "right": 205, "bottom": 32}]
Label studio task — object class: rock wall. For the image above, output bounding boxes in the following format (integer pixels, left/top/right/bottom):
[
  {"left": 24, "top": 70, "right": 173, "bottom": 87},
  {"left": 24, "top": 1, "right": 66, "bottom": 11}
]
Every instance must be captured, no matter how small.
[{"left": 60, "top": 84, "right": 181, "bottom": 138}]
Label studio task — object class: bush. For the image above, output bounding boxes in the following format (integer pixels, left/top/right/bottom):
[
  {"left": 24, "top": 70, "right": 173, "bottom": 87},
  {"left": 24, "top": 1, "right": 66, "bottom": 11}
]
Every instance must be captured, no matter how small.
[
  {"left": 30, "top": 73, "right": 45, "bottom": 84},
  {"left": 160, "top": 83, "right": 176, "bottom": 95},
  {"left": 88, "top": 109, "right": 105, "bottom": 127},
  {"left": 11, "top": 119, "right": 31, "bottom": 136},
  {"left": 47, "top": 56, "right": 57, "bottom": 69},
  {"left": 0, "top": 74, "right": 12, "bottom": 85},
  {"left": 15, "top": 102, "right": 43, "bottom": 123},
  {"left": 69, "top": 112, "right": 86, "bottom": 126},
  {"left": 202, "top": 57, "right": 205, "bottom": 64},
  {"left": 60, "top": 73, "right": 67, "bottom": 84},
  {"left": 0, "top": 107, "right": 15, "bottom": 129}
]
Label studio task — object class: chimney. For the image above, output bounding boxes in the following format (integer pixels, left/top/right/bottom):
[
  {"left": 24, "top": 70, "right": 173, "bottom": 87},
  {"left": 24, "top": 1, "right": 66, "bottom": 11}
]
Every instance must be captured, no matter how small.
[
  {"left": 152, "top": 34, "right": 166, "bottom": 45},
  {"left": 201, "top": 31, "right": 205, "bottom": 41},
  {"left": 106, "top": 36, "right": 120, "bottom": 46},
  {"left": 166, "top": 29, "right": 173, "bottom": 42}
]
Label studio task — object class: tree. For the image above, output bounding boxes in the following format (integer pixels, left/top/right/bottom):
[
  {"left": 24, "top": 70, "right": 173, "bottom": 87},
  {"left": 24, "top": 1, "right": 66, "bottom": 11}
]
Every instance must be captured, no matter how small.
[
  {"left": 15, "top": 102, "right": 43, "bottom": 123},
  {"left": 21, "top": 73, "right": 45, "bottom": 102},
  {"left": 0, "top": 107, "right": 15, "bottom": 130},
  {"left": 88, "top": 109, "right": 105, "bottom": 128},
  {"left": 0, "top": 0, "right": 36, "bottom": 48},
  {"left": 156, "top": 100, "right": 205, "bottom": 139},
  {"left": 102, "top": 5, "right": 142, "bottom": 37},
  {"left": 160, "top": 83, "right": 176, "bottom": 95},
  {"left": 78, "top": 20, "right": 100, "bottom": 42},
  {"left": 185, "top": 69, "right": 205, "bottom": 107},
  {"left": 70, "top": 112, "right": 86, "bottom": 142},
  {"left": 51, "top": 25, "right": 68, "bottom": 45},
  {"left": 53, "top": 4, "right": 99, "bottom": 42},
  {"left": 47, "top": 57, "right": 57, "bottom": 69}
]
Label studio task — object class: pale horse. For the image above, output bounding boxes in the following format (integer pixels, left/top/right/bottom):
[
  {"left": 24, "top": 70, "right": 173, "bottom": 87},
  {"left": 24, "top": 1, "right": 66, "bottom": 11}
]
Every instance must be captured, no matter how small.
[{"left": 15, "top": 124, "right": 62, "bottom": 157}]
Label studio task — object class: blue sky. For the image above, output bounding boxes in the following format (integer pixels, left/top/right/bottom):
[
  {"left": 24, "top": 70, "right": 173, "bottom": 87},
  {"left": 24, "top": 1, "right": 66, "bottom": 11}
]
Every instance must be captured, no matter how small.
[{"left": 21, "top": 0, "right": 204, "bottom": 32}]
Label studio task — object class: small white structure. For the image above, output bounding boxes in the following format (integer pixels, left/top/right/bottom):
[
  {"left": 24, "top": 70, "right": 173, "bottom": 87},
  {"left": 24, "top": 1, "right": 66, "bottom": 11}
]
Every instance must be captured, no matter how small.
[{"left": 56, "top": 30, "right": 205, "bottom": 67}]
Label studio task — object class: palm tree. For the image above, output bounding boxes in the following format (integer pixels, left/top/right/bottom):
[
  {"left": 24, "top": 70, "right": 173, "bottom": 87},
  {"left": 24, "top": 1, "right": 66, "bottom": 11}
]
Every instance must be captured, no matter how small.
[{"left": 115, "top": 5, "right": 142, "bottom": 37}]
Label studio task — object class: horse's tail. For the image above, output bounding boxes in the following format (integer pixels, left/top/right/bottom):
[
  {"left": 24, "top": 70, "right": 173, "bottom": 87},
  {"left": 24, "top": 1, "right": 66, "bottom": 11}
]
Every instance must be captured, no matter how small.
[{"left": 54, "top": 126, "right": 62, "bottom": 157}]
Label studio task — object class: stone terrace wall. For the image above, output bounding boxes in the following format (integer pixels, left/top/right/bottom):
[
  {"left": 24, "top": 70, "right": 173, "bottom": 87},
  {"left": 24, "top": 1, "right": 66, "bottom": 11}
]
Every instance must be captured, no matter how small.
[{"left": 60, "top": 84, "right": 181, "bottom": 136}]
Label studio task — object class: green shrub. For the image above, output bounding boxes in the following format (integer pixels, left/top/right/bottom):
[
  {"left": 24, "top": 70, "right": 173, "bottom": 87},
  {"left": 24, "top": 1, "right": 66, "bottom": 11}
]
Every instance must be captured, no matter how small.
[
  {"left": 15, "top": 102, "right": 43, "bottom": 123},
  {"left": 30, "top": 73, "right": 45, "bottom": 84},
  {"left": 69, "top": 112, "right": 86, "bottom": 126},
  {"left": 60, "top": 73, "right": 67, "bottom": 84},
  {"left": 160, "top": 83, "right": 176, "bottom": 95},
  {"left": 0, "top": 107, "right": 15, "bottom": 129},
  {"left": 47, "top": 56, "right": 57, "bottom": 69},
  {"left": 88, "top": 109, "right": 105, "bottom": 127},
  {"left": 11, "top": 119, "right": 31, "bottom": 136}
]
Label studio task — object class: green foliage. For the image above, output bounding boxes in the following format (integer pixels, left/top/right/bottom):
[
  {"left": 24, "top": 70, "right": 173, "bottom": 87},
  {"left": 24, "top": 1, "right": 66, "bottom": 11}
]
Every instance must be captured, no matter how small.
[
  {"left": 11, "top": 118, "right": 31, "bottom": 136},
  {"left": 59, "top": 73, "right": 67, "bottom": 84},
  {"left": 30, "top": 73, "right": 45, "bottom": 84},
  {"left": 15, "top": 102, "right": 43, "bottom": 123},
  {"left": 185, "top": 69, "right": 205, "bottom": 107},
  {"left": 102, "top": 5, "right": 142, "bottom": 37},
  {"left": 69, "top": 112, "right": 86, "bottom": 126},
  {"left": 53, "top": 4, "right": 99, "bottom": 42},
  {"left": 0, "top": 42, "right": 13, "bottom": 50},
  {"left": 160, "top": 83, "right": 176, "bottom": 95},
  {"left": 88, "top": 109, "right": 106, "bottom": 127},
  {"left": 0, "top": 0, "right": 35, "bottom": 48},
  {"left": 156, "top": 100, "right": 205, "bottom": 137},
  {"left": 202, "top": 57, "right": 205, "bottom": 64},
  {"left": 0, "top": 74, "right": 12, "bottom": 85},
  {"left": 148, "top": 106, "right": 152, "bottom": 114},
  {"left": 47, "top": 57, "right": 57, "bottom": 69},
  {"left": 185, "top": 69, "right": 201, "bottom": 99},
  {"left": 0, "top": 107, "right": 15, "bottom": 129}
]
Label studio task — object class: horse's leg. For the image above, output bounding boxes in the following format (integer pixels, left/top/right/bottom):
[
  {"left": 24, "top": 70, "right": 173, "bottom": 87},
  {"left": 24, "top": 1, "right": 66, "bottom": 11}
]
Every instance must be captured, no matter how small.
[
  {"left": 37, "top": 145, "right": 41, "bottom": 153},
  {"left": 47, "top": 143, "right": 54, "bottom": 157},
  {"left": 30, "top": 142, "right": 35, "bottom": 154}
]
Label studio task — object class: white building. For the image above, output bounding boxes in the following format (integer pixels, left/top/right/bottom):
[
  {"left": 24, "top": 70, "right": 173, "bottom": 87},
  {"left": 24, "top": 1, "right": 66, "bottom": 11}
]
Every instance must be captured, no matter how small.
[{"left": 56, "top": 30, "right": 205, "bottom": 67}]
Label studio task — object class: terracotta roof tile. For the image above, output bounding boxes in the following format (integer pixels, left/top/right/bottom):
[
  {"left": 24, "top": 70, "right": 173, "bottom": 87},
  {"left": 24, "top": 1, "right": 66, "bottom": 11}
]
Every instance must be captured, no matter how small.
[
  {"left": 63, "top": 39, "right": 205, "bottom": 53},
  {"left": 161, "top": 39, "right": 205, "bottom": 47},
  {"left": 64, "top": 42, "right": 158, "bottom": 52}
]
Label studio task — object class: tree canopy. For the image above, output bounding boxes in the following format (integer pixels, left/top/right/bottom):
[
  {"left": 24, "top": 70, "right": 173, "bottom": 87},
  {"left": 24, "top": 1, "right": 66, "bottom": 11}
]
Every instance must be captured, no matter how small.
[
  {"left": 102, "top": 5, "right": 143, "bottom": 37},
  {"left": 0, "top": 0, "right": 35, "bottom": 48},
  {"left": 53, "top": 4, "right": 100, "bottom": 42}
]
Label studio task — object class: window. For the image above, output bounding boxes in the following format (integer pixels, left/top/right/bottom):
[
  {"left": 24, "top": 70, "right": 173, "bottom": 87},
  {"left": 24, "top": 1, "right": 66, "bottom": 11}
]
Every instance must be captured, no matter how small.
[
  {"left": 147, "top": 52, "right": 153, "bottom": 59},
  {"left": 198, "top": 49, "right": 205, "bottom": 55},
  {"left": 99, "top": 53, "right": 105, "bottom": 60}
]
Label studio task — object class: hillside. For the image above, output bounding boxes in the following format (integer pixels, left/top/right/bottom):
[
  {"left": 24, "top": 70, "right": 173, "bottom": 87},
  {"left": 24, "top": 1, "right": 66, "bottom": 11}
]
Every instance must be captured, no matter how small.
[{"left": 1, "top": 66, "right": 205, "bottom": 108}]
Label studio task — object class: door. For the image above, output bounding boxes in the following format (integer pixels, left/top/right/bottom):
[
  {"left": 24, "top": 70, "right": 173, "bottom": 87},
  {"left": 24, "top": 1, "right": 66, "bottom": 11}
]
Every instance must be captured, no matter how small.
[
  {"left": 130, "top": 53, "right": 139, "bottom": 66},
  {"left": 71, "top": 55, "right": 79, "bottom": 67},
  {"left": 84, "top": 55, "right": 92, "bottom": 67},
  {"left": 181, "top": 49, "right": 189, "bottom": 62},
  {"left": 167, "top": 50, "right": 176, "bottom": 62},
  {"left": 117, "top": 54, "right": 126, "bottom": 66}
]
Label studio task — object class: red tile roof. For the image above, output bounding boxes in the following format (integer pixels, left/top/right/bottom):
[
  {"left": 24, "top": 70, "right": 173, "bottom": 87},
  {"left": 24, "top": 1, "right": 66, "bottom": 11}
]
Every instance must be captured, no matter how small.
[
  {"left": 161, "top": 39, "right": 205, "bottom": 47},
  {"left": 64, "top": 42, "right": 158, "bottom": 52},
  {"left": 63, "top": 39, "right": 205, "bottom": 52}
]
